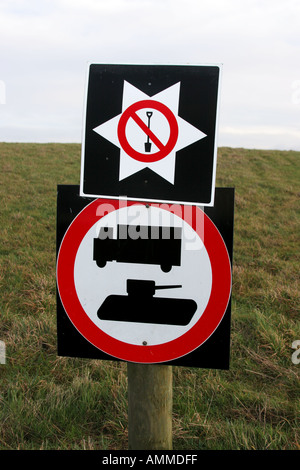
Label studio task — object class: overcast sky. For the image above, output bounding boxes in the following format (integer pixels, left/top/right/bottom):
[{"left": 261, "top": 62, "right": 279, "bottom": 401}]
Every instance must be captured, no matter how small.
[{"left": 1, "top": 0, "right": 299, "bottom": 150}]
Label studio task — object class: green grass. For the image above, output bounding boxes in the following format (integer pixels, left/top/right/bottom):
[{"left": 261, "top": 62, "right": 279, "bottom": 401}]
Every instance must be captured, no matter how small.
[{"left": 0, "top": 143, "right": 299, "bottom": 450}]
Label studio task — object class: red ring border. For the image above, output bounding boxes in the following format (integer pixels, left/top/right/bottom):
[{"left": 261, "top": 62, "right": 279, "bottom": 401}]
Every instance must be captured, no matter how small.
[
  {"left": 117, "top": 100, "right": 179, "bottom": 163},
  {"left": 56, "top": 199, "right": 232, "bottom": 364}
]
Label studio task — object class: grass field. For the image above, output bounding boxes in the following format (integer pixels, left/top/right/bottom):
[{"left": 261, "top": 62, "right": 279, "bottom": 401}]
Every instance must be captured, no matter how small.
[{"left": 0, "top": 142, "right": 299, "bottom": 450}]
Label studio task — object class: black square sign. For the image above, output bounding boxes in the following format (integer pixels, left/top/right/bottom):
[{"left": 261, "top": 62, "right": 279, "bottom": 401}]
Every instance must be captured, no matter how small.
[
  {"left": 56, "top": 186, "right": 234, "bottom": 369},
  {"left": 80, "top": 63, "right": 221, "bottom": 206}
]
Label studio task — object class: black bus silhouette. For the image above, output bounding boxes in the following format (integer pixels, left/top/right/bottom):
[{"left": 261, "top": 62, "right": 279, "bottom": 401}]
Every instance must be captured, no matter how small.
[{"left": 93, "top": 224, "right": 182, "bottom": 272}]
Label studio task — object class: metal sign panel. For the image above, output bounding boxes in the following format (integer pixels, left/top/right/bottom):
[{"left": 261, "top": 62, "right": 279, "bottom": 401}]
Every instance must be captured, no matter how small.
[
  {"left": 80, "top": 63, "right": 221, "bottom": 206},
  {"left": 56, "top": 185, "right": 234, "bottom": 368}
]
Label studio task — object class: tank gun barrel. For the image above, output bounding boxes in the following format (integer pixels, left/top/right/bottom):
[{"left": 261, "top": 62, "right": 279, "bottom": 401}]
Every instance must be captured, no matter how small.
[
  {"left": 126, "top": 279, "right": 182, "bottom": 297},
  {"left": 155, "top": 284, "right": 182, "bottom": 290}
]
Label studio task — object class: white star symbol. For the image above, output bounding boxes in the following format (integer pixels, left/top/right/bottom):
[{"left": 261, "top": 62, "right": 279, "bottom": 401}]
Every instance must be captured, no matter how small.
[{"left": 93, "top": 81, "right": 207, "bottom": 184}]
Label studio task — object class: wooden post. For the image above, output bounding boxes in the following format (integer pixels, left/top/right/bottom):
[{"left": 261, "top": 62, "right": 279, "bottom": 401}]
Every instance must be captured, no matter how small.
[{"left": 127, "top": 363, "right": 173, "bottom": 450}]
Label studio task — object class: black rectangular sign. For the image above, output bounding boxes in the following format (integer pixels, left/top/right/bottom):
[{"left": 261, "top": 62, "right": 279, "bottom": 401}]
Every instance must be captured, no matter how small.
[
  {"left": 80, "top": 63, "right": 221, "bottom": 206},
  {"left": 56, "top": 186, "right": 234, "bottom": 369}
]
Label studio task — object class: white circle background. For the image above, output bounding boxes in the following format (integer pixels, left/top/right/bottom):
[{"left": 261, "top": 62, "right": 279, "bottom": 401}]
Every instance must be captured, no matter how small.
[{"left": 74, "top": 205, "right": 212, "bottom": 346}]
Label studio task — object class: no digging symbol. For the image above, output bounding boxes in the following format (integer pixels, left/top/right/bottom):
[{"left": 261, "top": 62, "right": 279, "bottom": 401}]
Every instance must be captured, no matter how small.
[
  {"left": 117, "top": 99, "right": 179, "bottom": 163},
  {"left": 93, "top": 81, "right": 207, "bottom": 184}
]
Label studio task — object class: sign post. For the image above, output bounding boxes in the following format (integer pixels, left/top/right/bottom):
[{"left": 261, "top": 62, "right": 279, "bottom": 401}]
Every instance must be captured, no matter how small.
[
  {"left": 127, "top": 363, "right": 173, "bottom": 450},
  {"left": 56, "top": 185, "right": 234, "bottom": 449}
]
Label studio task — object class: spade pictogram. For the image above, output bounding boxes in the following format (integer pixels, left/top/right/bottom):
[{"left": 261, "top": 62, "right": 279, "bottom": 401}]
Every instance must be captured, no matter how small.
[{"left": 145, "top": 111, "right": 153, "bottom": 152}]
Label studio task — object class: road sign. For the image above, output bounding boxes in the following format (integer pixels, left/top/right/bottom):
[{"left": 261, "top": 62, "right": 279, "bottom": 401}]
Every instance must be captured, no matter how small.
[
  {"left": 117, "top": 99, "right": 179, "bottom": 163},
  {"left": 56, "top": 185, "right": 234, "bottom": 368},
  {"left": 80, "top": 63, "right": 221, "bottom": 206}
]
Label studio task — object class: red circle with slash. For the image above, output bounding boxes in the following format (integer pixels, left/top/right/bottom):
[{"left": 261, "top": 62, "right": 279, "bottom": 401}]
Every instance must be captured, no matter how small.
[
  {"left": 56, "top": 198, "right": 232, "bottom": 364},
  {"left": 117, "top": 99, "right": 179, "bottom": 163}
]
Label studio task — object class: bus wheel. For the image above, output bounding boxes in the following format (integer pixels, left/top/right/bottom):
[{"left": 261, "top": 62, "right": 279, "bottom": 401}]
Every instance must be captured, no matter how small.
[
  {"left": 161, "top": 264, "right": 172, "bottom": 273},
  {"left": 96, "top": 259, "right": 107, "bottom": 268}
]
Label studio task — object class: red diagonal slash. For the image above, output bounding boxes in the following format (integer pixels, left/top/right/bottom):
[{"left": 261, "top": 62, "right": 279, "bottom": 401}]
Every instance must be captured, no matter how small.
[{"left": 130, "top": 112, "right": 165, "bottom": 151}]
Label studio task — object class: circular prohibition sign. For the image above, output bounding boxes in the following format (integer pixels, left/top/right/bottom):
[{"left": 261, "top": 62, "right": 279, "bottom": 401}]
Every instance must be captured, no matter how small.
[
  {"left": 56, "top": 198, "right": 232, "bottom": 364},
  {"left": 117, "top": 99, "right": 179, "bottom": 163}
]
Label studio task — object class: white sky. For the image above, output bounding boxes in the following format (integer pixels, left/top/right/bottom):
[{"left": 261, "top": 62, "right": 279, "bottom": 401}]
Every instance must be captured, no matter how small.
[{"left": 0, "top": 0, "right": 299, "bottom": 150}]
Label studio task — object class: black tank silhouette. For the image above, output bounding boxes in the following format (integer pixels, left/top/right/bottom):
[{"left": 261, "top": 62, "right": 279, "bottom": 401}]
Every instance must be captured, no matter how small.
[{"left": 97, "top": 279, "right": 197, "bottom": 326}]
